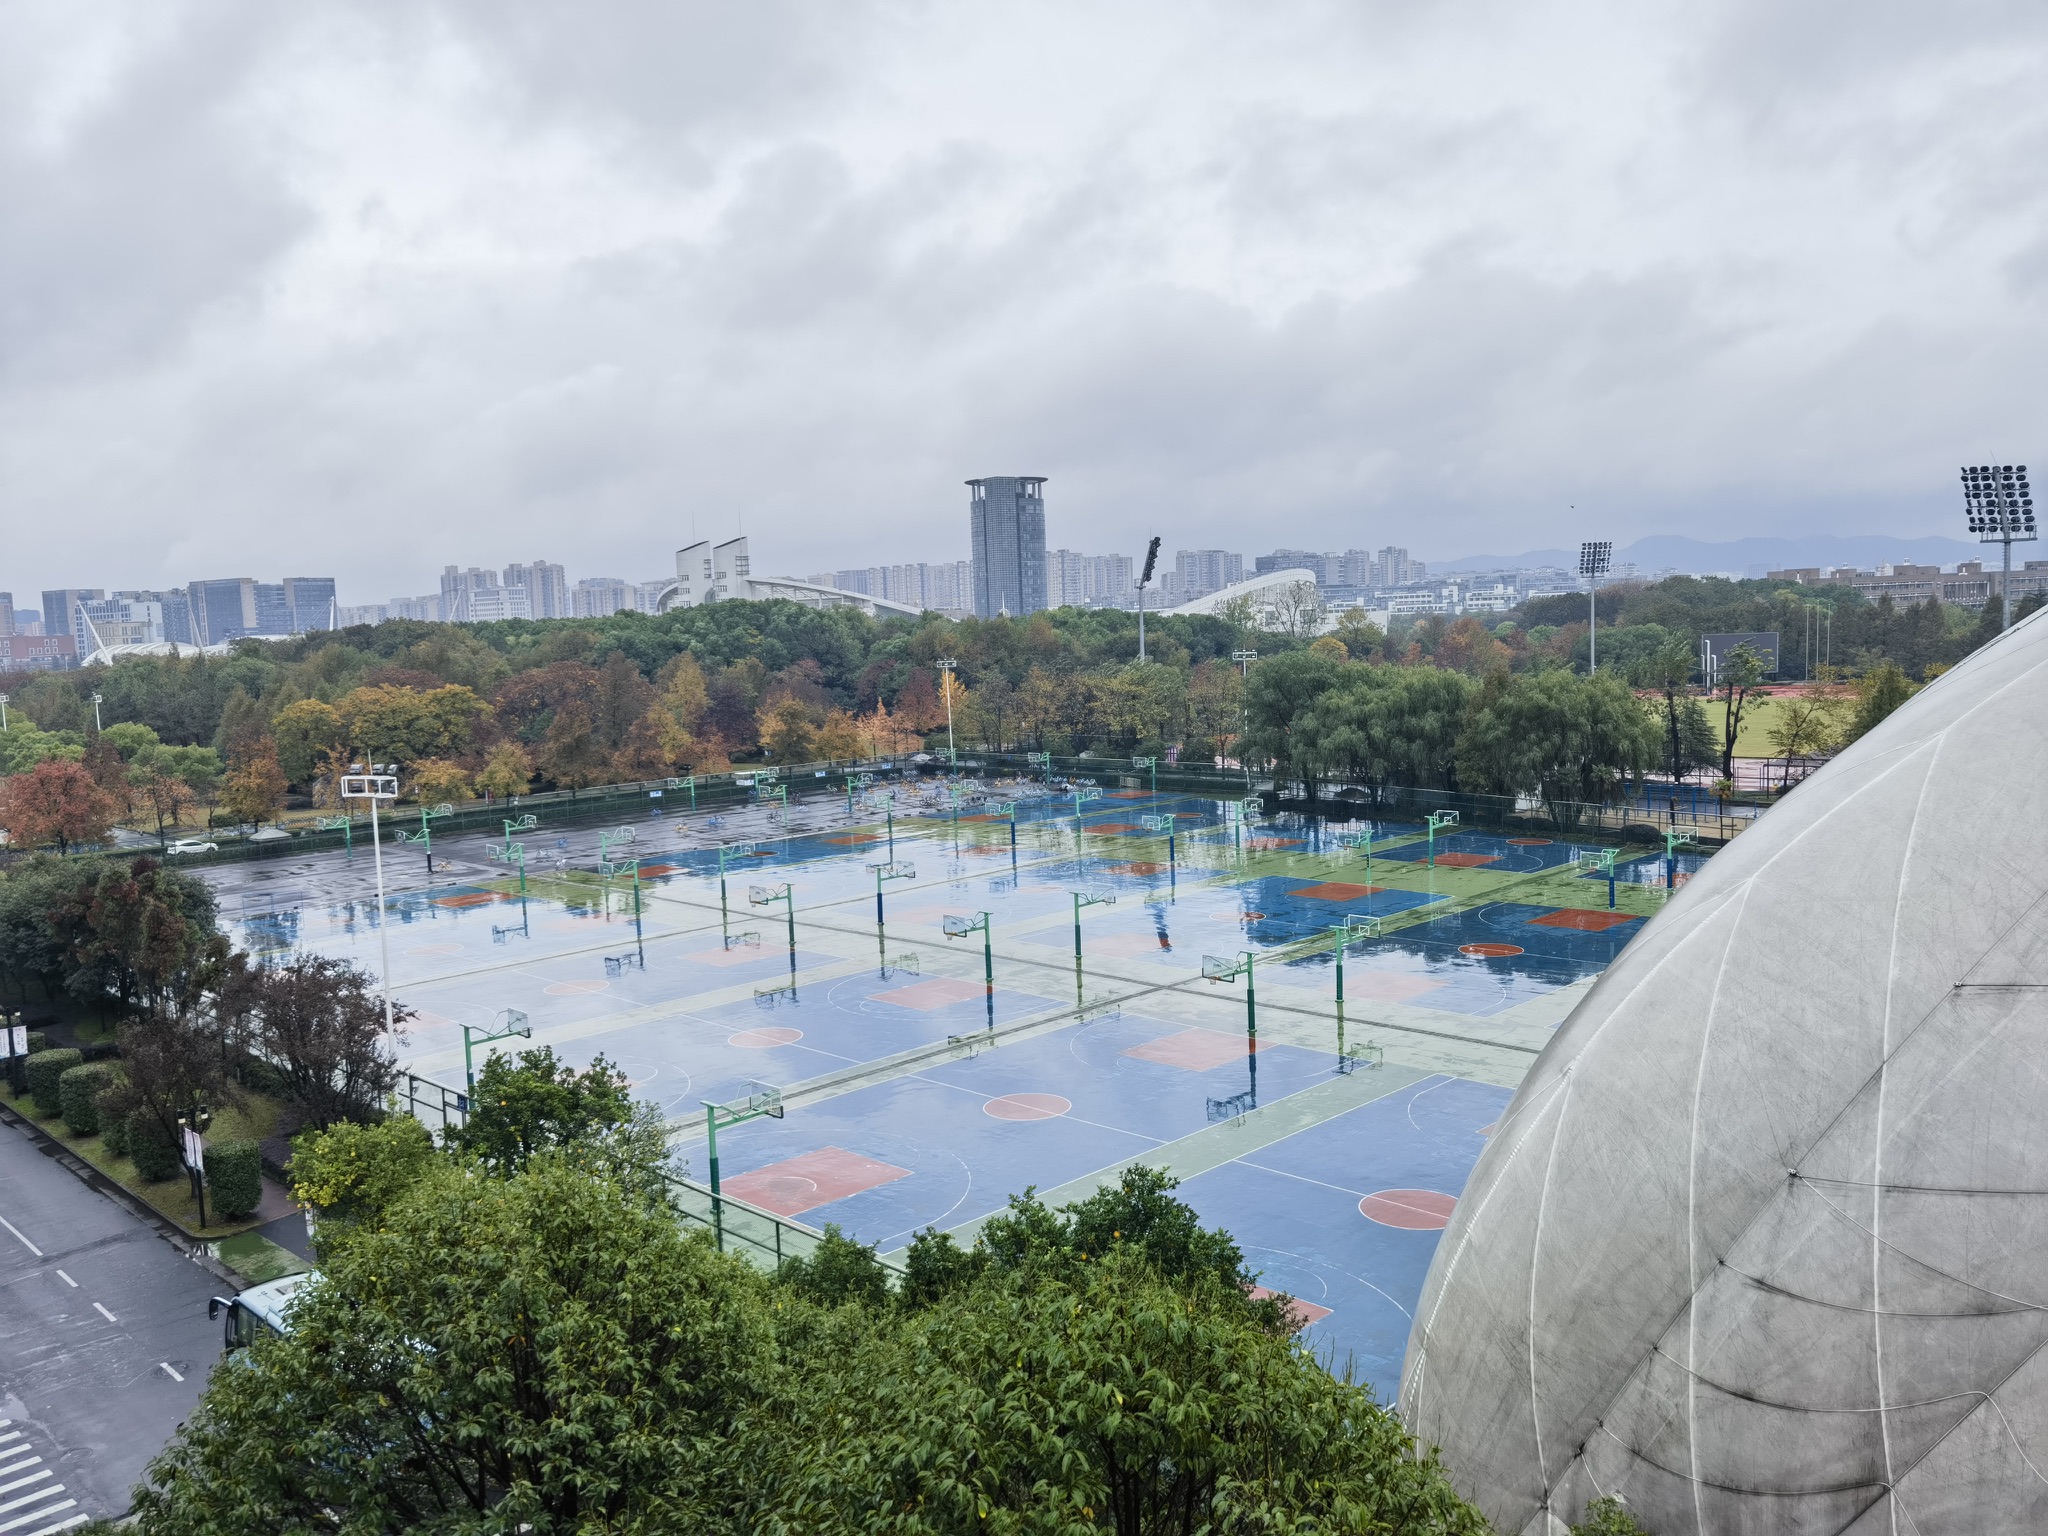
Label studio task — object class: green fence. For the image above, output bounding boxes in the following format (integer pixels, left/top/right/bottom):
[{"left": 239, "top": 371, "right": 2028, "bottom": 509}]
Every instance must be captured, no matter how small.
[{"left": 664, "top": 1174, "right": 905, "bottom": 1282}]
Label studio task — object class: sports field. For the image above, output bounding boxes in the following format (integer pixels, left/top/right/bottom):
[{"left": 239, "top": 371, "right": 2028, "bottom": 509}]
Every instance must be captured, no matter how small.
[{"left": 203, "top": 771, "right": 1703, "bottom": 1394}]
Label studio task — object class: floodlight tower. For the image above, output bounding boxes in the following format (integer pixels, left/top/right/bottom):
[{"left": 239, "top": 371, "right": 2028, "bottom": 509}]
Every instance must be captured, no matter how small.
[
  {"left": 1579, "top": 541, "right": 1612, "bottom": 672},
  {"left": 1136, "top": 536, "right": 1162, "bottom": 662},
  {"left": 936, "top": 657, "right": 959, "bottom": 763},
  {"left": 1961, "top": 464, "right": 2036, "bottom": 630}
]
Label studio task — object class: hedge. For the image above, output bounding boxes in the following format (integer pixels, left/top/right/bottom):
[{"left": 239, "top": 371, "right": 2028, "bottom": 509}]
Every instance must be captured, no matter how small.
[
  {"left": 59, "top": 1062, "right": 118, "bottom": 1136},
  {"left": 102, "top": 1110, "right": 130, "bottom": 1157},
  {"left": 26, "top": 1048, "right": 82, "bottom": 1116},
  {"left": 204, "top": 1139, "right": 263, "bottom": 1221},
  {"left": 129, "top": 1112, "right": 182, "bottom": 1182}
]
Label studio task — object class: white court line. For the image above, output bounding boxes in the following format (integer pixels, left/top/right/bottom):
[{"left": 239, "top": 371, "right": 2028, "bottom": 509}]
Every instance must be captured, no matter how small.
[
  {"left": 0, "top": 1220, "right": 41, "bottom": 1258},
  {"left": 50, "top": 1273, "right": 73, "bottom": 1289},
  {"left": 0, "top": 1485, "right": 64, "bottom": 1516},
  {"left": 0, "top": 1474, "right": 47, "bottom": 1499},
  {"left": 158, "top": 1362, "right": 184, "bottom": 1383},
  {"left": 0, "top": 1498, "right": 72, "bottom": 1532},
  {"left": 89, "top": 1304, "right": 115, "bottom": 1323}
]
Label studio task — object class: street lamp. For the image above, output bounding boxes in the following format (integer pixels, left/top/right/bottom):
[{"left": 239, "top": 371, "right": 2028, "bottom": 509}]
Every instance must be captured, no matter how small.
[
  {"left": 178, "top": 1101, "right": 214, "bottom": 1228},
  {"left": 936, "top": 657, "right": 959, "bottom": 764},
  {"left": 1579, "top": 541, "right": 1612, "bottom": 672},
  {"left": 1136, "top": 536, "right": 1162, "bottom": 662},
  {"left": 339, "top": 767, "right": 400, "bottom": 1036},
  {"left": 1231, "top": 650, "right": 1257, "bottom": 787},
  {"left": 1961, "top": 464, "right": 2036, "bottom": 629}
]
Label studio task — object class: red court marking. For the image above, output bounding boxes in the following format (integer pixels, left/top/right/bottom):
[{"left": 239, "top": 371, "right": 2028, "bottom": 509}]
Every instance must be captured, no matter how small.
[
  {"left": 1460, "top": 942, "right": 1524, "bottom": 958},
  {"left": 634, "top": 862, "right": 679, "bottom": 877},
  {"left": 1249, "top": 1285, "right": 1333, "bottom": 1327},
  {"left": 871, "top": 976, "right": 990, "bottom": 1010},
  {"left": 690, "top": 945, "right": 774, "bottom": 967},
  {"left": 434, "top": 892, "right": 498, "bottom": 908},
  {"left": 1506, "top": 837, "right": 1552, "bottom": 846},
  {"left": 956, "top": 813, "right": 1005, "bottom": 822},
  {"left": 1108, "top": 790, "right": 1151, "bottom": 799},
  {"left": 1477, "top": 1121, "right": 1497, "bottom": 1136},
  {"left": 725, "top": 1147, "right": 910, "bottom": 1216},
  {"left": 544, "top": 979, "right": 610, "bottom": 995},
  {"left": 407, "top": 942, "right": 462, "bottom": 955},
  {"left": 1087, "top": 822, "right": 1144, "bottom": 835},
  {"left": 823, "top": 833, "right": 881, "bottom": 845},
  {"left": 984, "top": 1093, "right": 1071, "bottom": 1121},
  {"left": 1359, "top": 1189, "right": 1457, "bottom": 1230},
  {"left": 1173, "top": 811, "right": 1205, "bottom": 819},
  {"left": 1246, "top": 837, "right": 1304, "bottom": 850},
  {"left": 411, "top": 1009, "right": 460, "bottom": 1029},
  {"left": 1106, "top": 861, "right": 1169, "bottom": 876},
  {"left": 728, "top": 1026, "right": 802, "bottom": 1048},
  {"left": 746, "top": 850, "right": 776, "bottom": 857},
  {"left": 1531, "top": 908, "right": 1639, "bottom": 932},
  {"left": 1430, "top": 852, "right": 1499, "bottom": 868},
  {"left": 1346, "top": 972, "right": 1445, "bottom": 1003},
  {"left": 1124, "top": 1030, "right": 1258, "bottom": 1071},
  {"left": 1292, "top": 881, "right": 1383, "bottom": 902}
]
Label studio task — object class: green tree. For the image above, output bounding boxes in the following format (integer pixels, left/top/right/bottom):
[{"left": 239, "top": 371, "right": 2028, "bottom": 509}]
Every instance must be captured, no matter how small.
[
  {"left": 445, "top": 1046, "right": 666, "bottom": 1185},
  {"left": 1241, "top": 649, "right": 1342, "bottom": 799},
  {"left": 135, "top": 1157, "right": 774, "bottom": 1536},
  {"left": 1842, "top": 660, "right": 1915, "bottom": 745},
  {"left": 289, "top": 1116, "right": 439, "bottom": 1233},
  {"left": 241, "top": 954, "right": 404, "bottom": 1126},
  {"left": 1714, "top": 641, "right": 1768, "bottom": 777},
  {"left": 1457, "top": 670, "right": 1659, "bottom": 826},
  {"left": 764, "top": 1248, "right": 1487, "bottom": 1535},
  {"left": 270, "top": 697, "right": 344, "bottom": 785},
  {"left": 219, "top": 739, "right": 288, "bottom": 828}
]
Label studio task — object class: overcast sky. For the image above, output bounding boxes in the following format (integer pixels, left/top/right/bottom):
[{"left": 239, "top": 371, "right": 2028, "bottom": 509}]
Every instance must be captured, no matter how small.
[{"left": 6, "top": 0, "right": 2045, "bottom": 604}]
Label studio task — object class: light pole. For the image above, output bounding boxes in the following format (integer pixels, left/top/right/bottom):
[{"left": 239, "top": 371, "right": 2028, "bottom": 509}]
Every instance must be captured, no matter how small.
[
  {"left": 339, "top": 767, "right": 400, "bottom": 1036},
  {"left": 1136, "top": 536, "right": 1161, "bottom": 662},
  {"left": 1962, "top": 463, "right": 2036, "bottom": 629},
  {"left": 1231, "top": 649, "right": 1257, "bottom": 786},
  {"left": 1579, "top": 541, "right": 1612, "bottom": 672},
  {"left": 868, "top": 858, "right": 915, "bottom": 924},
  {"left": 936, "top": 658, "right": 960, "bottom": 764},
  {"left": 462, "top": 1010, "right": 531, "bottom": 1093},
  {"left": 90, "top": 692, "right": 104, "bottom": 732}
]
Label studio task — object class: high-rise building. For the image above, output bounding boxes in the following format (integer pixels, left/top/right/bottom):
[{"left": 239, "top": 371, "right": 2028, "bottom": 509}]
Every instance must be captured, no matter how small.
[
  {"left": 185, "top": 579, "right": 253, "bottom": 645},
  {"left": 0, "top": 593, "right": 13, "bottom": 637},
  {"left": 389, "top": 594, "right": 443, "bottom": 622},
  {"left": 712, "top": 537, "right": 750, "bottom": 601},
  {"left": 439, "top": 565, "right": 503, "bottom": 623},
  {"left": 337, "top": 603, "right": 389, "bottom": 627},
  {"left": 76, "top": 596, "right": 164, "bottom": 652},
  {"left": 1048, "top": 550, "right": 1134, "bottom": 607},
  {"left": 968, "top": 477, "right": 1048, "bottom": 618},
  {"left": 254, "top": 583, "right": 293, "bottom": 635},
  {"left": 41, "top": 589, "right": 105, "bottom": 649},
  {"left": 466, "top": 586, "right": 533, "bottom": 622},
  {"left": 283, "top": 576, "right": 338, "bottom": 632},
  {"left": 574, "top": 577, "right": 632, "bottom": 617},
  {"left": 503, "top": 561, "right": 569, "bottom": 619},
  {"left": 1372, "top": 547, "right": 1424, "bottom": 588},
  {"left": 1174, "top": 549, "right": 1244, "bottom": 598}
]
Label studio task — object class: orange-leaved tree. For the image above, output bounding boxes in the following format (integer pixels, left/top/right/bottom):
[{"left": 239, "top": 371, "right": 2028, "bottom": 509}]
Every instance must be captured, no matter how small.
[{"left": 0, "top": 758, "right": 117, "bottom": 854}]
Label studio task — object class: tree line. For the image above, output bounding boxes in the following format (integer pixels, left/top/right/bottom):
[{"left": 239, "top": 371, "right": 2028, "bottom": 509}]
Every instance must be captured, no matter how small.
[{"left": 0, "top": 571, "right": 2008, "bottom": 848}]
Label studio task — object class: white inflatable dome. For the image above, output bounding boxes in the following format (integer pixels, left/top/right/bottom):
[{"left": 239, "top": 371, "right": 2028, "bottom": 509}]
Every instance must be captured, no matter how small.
[{"left": 1401, "top": 607, "right": 2048, "bottom": 1535}]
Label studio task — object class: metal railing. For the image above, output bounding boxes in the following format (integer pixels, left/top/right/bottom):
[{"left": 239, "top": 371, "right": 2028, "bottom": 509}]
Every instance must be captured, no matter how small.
[{"left": 663, "top": 1174, "right": 905, "bottom": 1282}]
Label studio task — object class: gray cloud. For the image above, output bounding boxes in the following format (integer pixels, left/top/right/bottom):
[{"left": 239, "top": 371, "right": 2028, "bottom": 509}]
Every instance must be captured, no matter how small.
[{"left": 5, "top": 0, "right": 2046, "bottom": 605}]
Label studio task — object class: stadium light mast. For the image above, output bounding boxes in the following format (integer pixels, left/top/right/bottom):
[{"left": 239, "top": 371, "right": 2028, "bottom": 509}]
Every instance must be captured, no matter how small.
[
  {"left": 1136, "top": 536, "right": 1162, "bottom": 662},
  {"left": 1579, "top": 540, "right": 1612, "bottom": 672},
  {"left": 1961, "top": 464, "right": 2036, "bottom": 630}
]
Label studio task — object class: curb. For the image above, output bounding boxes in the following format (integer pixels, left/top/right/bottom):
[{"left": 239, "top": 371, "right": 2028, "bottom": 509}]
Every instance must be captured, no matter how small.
[{"left": 0, "top": 1099, "right": 248, "bottom": 1292}]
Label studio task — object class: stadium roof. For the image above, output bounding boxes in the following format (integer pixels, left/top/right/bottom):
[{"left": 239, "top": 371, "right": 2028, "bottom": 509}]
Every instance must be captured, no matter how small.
[
  {"left": 1401, "top": 606, "right": 2048, "bottom": 1535},
  {"left": 1157, "top": 567, "right": 1318, "bottom": 617}
]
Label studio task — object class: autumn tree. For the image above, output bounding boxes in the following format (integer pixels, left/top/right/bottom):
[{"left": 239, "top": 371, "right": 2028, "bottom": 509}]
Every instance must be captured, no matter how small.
[
  {"left": 220, "top": 740, "right": 288, "bottom": 828},
  {"left": 0, "top": 758, "right": 116, "bottom": 853},
  {"left": 241, "top": 954, "right": 404, "bottom": 1126},
  {"left": 475, "top": 740, "right": 533, "bottom": 799},
  {"left": 270, "top": 698, "right": 344, "bottom": 784},
  {"left": 406, "top": 758, "right": 474, "bottom": 804}
]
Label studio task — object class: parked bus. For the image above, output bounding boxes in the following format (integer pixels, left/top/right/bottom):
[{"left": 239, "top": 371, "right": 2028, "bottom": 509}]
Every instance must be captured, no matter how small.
[{"left": 209, "top": 1273, "right": 313, "bottom": 1350}]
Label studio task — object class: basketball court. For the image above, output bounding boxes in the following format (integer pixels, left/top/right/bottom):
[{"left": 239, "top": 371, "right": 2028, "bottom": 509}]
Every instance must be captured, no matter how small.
[{"left": 203, "top": 773, "right": 1698, "bottom": 1394}]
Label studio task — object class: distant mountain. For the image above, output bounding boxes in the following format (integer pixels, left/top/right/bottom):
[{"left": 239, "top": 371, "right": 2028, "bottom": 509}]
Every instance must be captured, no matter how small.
[{"left": 1435, "top": 534, "right": 1992, "bottom": 579}]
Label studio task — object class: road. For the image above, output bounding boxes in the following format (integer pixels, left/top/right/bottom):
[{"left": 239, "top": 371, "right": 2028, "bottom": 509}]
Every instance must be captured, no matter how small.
[{"left": 0, "top": 1112, "right": 225, "bottom": 1527}]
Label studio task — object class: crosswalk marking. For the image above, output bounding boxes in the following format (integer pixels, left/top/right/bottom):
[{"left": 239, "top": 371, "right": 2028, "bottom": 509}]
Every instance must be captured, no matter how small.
[{"left": 0, "top": 1426, "right": 92, "bottom": 1536}]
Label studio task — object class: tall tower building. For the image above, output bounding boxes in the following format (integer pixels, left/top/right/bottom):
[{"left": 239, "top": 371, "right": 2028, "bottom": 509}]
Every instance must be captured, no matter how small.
[{"left": 968, "top": 476, "right": 1048, "bottom": 618}]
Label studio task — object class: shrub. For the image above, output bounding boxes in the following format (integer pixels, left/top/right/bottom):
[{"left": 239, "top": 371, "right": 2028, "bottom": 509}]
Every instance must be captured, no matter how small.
[
  {"left": 27, "top": 1047, "right": 82, "bottom": 1115},
  {"left": 59, "top": 1062, "right": 117, "bottom": 1136},
  {"left": 129, "top": 1112, "right": 182, "bottom": 1182},
  {"left": 205, "top": 1139, "right": 263, "bottom": 1221},
  {"left": 101, "top": 1107, "right": 130, "bottom": 1157}
]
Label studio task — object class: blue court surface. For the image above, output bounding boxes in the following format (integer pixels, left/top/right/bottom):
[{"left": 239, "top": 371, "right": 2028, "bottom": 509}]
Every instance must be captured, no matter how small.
[{"left": 208, "top": 781, "right": 1694, "bottom": 1404}]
